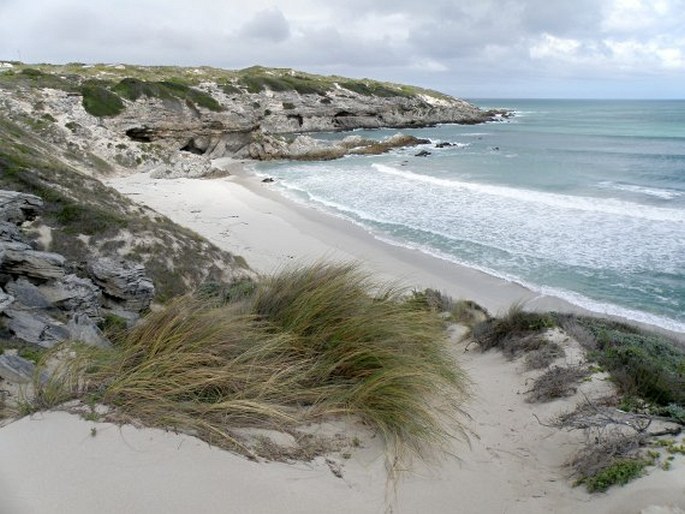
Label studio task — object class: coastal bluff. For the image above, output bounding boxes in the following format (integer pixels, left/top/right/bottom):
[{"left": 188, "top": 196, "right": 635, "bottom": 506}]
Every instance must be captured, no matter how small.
[{"left": 0, "top": 62, "right": 507, "bottom": 177}]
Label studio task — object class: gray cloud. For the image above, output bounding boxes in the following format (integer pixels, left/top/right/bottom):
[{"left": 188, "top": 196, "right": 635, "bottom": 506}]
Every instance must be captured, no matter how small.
[
  {"left": 239, "top": 7, "right": 291, "bottom": 43},
  {"left": 0, "top": 0, "right": 683, "bottom": 97}
]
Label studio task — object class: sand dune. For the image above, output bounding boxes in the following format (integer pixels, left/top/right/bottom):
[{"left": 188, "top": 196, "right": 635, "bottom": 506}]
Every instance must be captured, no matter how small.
[{"left": 1, "top": 166, "right": 683, "bottom": 514}]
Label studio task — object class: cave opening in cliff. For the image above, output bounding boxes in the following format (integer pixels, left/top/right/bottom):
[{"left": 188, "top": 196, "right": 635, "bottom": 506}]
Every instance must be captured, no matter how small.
[
  {"left": 125, "top": 128, "right": 154, "bottom": 143},
  {"left": 180, "top": 139, "right": 206, "bottom": 155}
]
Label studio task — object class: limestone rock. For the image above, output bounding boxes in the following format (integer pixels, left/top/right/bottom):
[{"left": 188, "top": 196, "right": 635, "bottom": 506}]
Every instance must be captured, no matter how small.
[
  {"left": 0, "top": 290, "right": 14, "bottom": 313},
  {"left": 39, "top": 274, "right": 102, "bottom": 318},
  {"left": 4, "top": 307, "right": 70, "bottom": 347},
  {"left": 0, "top": 221, "right": 23, "bottom": 242},
  {"left": 66, "top": 314, "right": 111, "bottom": 348},
  {"left": 5, "top": 278, "right": 52, "bottom": 309},
  {"left": 0, "top": 191, "right": 43, "bottom": 224},
  {"left": 88, "top": 258, "right": 154, "bottom": 312},
  {"left": 0, "top": 242, "right": 66, "bottom": 280},
  {"left": 0, "top": 353, "right": 36, "bottom": 383}
]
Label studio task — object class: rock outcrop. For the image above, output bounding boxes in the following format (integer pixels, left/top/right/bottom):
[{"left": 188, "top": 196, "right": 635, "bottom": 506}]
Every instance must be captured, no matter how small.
[
  {"left": 0, "top": 189, "right": 154, "bottom": 350},
  {"left": 0, "top": 63, "right": 511, "bottom": 179},
  {"left": 88, "top": 258, "right": 154, "bottom": 312}
]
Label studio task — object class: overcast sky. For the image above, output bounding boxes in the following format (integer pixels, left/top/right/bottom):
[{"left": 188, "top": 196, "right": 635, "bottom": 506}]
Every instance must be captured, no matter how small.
[{"left": 1, "top": 0, "right": 684, "bottom": 98}]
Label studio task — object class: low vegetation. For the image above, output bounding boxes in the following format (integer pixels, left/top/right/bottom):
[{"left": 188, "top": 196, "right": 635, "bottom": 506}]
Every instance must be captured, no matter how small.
[
  {"left": 81, "top": 81, "right": 125, "bottom": 117},
  {"left": 0, "top": 117, "right": 247, "bottom": 300},
  {"left": 471, "top": 305, "right": 556, "bottom": 351},
  {"left": 470, "top": 306, "right": 684, "bottom": 492},
  {"left": 526, "top": 365, "right": 590, "bottom": 403},
  {"left": 113, "top": 78, "right": 223, "bottom": 112},
  {"left": 27, "top": 264, "right": 470, "bottom": 461},
  {"left": 407, "top": 288, "right": 489, "bottom": 326},
  {"left": 555, "top": 314, "right": 685, "bottom": 417}
]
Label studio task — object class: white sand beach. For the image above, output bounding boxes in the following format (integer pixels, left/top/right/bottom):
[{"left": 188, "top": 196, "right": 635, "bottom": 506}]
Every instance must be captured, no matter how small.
[
  {"left": 106, "top": 165, "right": 584, "bottom": 317},
  {"left": 1, "top": 163, "right": 683, "bottom": 514}
]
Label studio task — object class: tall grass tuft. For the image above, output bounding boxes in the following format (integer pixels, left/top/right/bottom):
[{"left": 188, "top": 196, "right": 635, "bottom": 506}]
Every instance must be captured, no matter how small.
[{"left": 35, "top": 264, "right": 469, "bottom": 460}]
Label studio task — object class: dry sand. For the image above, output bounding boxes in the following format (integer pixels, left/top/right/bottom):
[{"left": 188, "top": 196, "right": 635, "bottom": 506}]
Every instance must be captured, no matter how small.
[
  {"left": 1, "top": 163, "right": 683, "bottom": 514},
  {"left": 106, "top": 166, "right": 583, "bottom": 317}
]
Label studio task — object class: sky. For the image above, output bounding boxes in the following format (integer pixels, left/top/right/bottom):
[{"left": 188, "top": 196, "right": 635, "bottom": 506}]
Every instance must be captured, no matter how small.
[{"left": 1, "top": 0, "right": 684, "bottom": 99}]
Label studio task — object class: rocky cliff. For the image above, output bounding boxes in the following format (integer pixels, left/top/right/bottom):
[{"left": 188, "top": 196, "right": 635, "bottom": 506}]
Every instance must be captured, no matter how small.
[
  {"left": 0, "top": 62, "right": 501, "bottom": 387},
  {"left": 0, "top": 62, "right": 507, "bottom": 178}
]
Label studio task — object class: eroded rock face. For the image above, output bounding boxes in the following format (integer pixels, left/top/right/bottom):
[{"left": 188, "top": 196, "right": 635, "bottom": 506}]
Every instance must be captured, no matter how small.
[
  {"left": 39, "top": 275, "right": 102, "bottom": 318},
  {"left": 66, "top": 314, "right": 110, "bottom": 349},
  {"left": 0, "top": 353, "right": 36, "bottom": 383},
  {"left": 0, "top": 242, "right": 66, "bottom": 281},
  {"left": 0, "top": 290, "right": 15, "bottom": 313},
  {"left": 0, "top": 73, "right": 505, "bottom": 179},
  {"left": 3, "top": 307, "right": 70, "bottom": 348},
  {"left": 88, "top": 258, "right": 154, "bottom": 312},
  {"left": 0, "top": 188, "right": 153, "bottom": 350},
  {"left": 0, "top": 191, "right": 43, "bottom": 224}
]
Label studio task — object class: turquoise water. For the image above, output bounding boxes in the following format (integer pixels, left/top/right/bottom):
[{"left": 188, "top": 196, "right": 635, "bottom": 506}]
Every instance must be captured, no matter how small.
[{"left": 256, "top": 100, "right": 685, "bottom": 332}]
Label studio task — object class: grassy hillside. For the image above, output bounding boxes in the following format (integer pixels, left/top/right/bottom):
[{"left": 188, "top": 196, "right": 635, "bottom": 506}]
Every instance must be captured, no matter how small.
[
  {"left": 0, "top": 62, "right": 453, "bottom": 118},
  {"left": 0, "top": 115, "right": 248, "bottom": 300}
]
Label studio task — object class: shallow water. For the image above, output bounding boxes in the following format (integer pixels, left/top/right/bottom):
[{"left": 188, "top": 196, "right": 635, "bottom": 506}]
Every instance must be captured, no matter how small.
[{"left": 257, "top": 100, "right": 685, "bottom": 332}]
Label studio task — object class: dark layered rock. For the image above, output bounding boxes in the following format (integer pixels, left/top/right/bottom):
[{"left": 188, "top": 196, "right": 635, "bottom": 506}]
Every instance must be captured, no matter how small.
[
  {"left": 5, "top": 278, "right": 52, "bottom": 309},
  {"left": 39, "top": 275, "right": 102, "bottom": 318},
  {"left": 66, "top": 314, "right": 110, "bottom": 349},
  {"left": 0, "top": 353, "right": 36, "bottom": 383},
  {"left": 0, "top": 290, "right": 14, "bottom": 313},
  {"left": 0, "top": 242, "right": 66, "bottom": 280},
  {"left": 0, "top": 191, "right": 43, "bottom": 224},
  {"left": 0, "top": 188, "right": 154, "bottom": 350},
  {"left": 3, "top": 307, "right": 70, "bottom": 348},
  {"left": 0, "top": 221, "right": 23, "bottom": 242},
  {"left": 88, "top": 258, "right": 154, "bottom": 312}
]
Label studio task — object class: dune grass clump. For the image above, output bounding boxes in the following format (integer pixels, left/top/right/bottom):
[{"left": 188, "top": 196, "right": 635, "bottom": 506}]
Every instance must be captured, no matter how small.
[
  {"left": 33, "top": 264, "right": 469, "bottom": 460},
  {"left": 472, "top": 304, "right": 556, "bottom": 351},
  {"left": 407, "top": 289, "right": 488, "bottom": 327}
]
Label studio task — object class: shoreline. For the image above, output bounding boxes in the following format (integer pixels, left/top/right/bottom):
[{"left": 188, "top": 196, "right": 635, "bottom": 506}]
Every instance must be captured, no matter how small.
[
  {"left": 2, "top": 164, "right": 683, "bottom": 514},
  {"left": 108, "top": 162, "right": 684, "bottom": 342}
]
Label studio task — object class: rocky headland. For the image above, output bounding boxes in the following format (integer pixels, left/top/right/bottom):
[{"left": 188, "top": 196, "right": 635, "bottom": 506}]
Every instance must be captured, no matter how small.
[
  {"left": 0, "top": 62, "right": 682, "bottom": 514},
  {"left": 0, "top": 61, "right": 503, "bottom": 401},
  {"left": 0, "top": 62, "right": 508, "bottom": 178}
]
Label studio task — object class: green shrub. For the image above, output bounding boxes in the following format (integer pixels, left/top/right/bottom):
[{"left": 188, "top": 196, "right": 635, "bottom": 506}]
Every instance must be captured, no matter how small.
[
  {"left": 221, "top": 83, "right": 242, "bottom": 95},
  {"left": 237, "top": 72, "right": 330, "bottom": 95},
  {"left": 581, "top": 458, "right": 649, "bottom": 492},
  {"left": 472, "top": 305, "right": 556, "bottom": 351},
  {"left": 56, "top": 203, "right": 127, "bottom": 235},
  {"left": 81, "top": 82, "right": 124, "bottom": 117},
  {"left": 556, "top": 314, "right": 685, "bottom": 409},
  {"left": 112, "top": 78, "right": 223, "bottom": 112},
  {"left": 339, "top": 80, "right": 412, "bottom": 97},
  {"left": 0, "top": 68, "right": 78, "bottom": 91}
]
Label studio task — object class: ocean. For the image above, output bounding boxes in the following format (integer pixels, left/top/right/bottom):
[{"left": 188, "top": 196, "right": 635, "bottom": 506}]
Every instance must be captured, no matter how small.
[{"left": 255, "top": 100, "right": 685, "bottom": 333}]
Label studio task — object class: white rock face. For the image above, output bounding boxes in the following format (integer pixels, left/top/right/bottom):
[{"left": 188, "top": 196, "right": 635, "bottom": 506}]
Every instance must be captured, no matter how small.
[{"left": 0, "top": 70, "right": 501, "bottom": 179}]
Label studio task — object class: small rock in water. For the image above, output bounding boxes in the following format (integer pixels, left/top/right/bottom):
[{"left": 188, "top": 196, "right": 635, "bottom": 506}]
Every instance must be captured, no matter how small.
[
  {"left": 415, "top": 150, "right": 432, "bottom": 157},
  {"left": 262, "top": 177, "right": 275, "bottom": 183}
]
